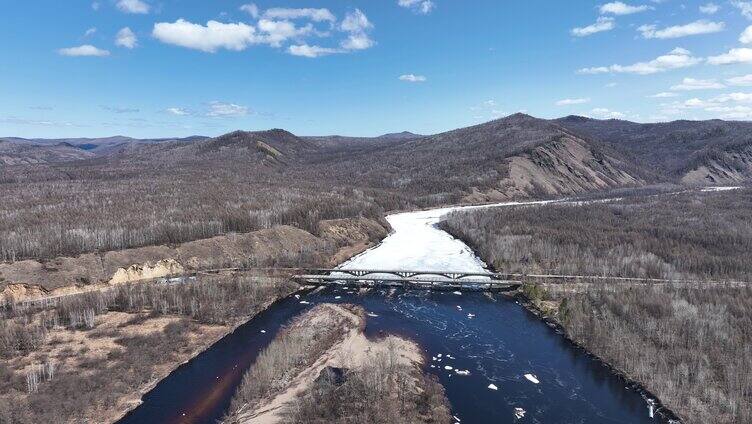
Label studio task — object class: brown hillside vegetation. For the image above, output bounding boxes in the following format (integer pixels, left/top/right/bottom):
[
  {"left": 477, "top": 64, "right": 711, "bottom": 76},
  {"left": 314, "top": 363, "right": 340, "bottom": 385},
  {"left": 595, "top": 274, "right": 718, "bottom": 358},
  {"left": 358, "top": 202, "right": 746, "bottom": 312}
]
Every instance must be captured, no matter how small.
[
  {"left": 2, "top": 113, "right": 752, "bottom": 283},
  {"left": 0, "top": 273, "right": 297, "bottom": 424},
  {"left": 441, "top": 188, "right": 752, "bottom": 280}
]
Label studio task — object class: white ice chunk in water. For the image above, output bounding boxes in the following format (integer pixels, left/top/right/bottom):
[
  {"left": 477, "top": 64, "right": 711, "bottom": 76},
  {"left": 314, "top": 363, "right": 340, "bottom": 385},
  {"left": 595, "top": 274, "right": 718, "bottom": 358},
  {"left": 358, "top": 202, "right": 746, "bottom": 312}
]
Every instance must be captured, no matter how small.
[
  {"left": 467, "top": 313, "right": 475, "bottom": 318},
  {"left": 455, "top": 369, "right": 470, "bottom": 376},
  {"left": 334, "top": 296, "right": 341, "bottom": 299},
  {"left": 524, "top": 373, "right": 539, "bottom": 384},
  {"left": 437, "top": 354, "right": 442, "bottom": 357},
  {"left": 260, "top": 330, "right": 266, "bottom": 333},
  {"left": 488, "top": 383, "right": 498, "bottom": 391},
  {"left": 453, "top": 291, "right": 462, "bottom": 295},
  {"left": 294, "top": 294, "right": 300, "bottom": 299},
  {"left": 444, "top": 366, "right": 453, "bottom": 370},
  {"left": 456, "top": 305, "right": 462, "bottom": 310},
  {"left": 514, "top": 407, "right": 526, "bottom": 419},
  {"left": 299, "top": 301, "right": 311, "bottom": 305},
  {"left": 453, "top": 415, "right": 461, "bottom": 422},
  {"left": 367, "top": 312, "right": 379, "bottom": 317}
]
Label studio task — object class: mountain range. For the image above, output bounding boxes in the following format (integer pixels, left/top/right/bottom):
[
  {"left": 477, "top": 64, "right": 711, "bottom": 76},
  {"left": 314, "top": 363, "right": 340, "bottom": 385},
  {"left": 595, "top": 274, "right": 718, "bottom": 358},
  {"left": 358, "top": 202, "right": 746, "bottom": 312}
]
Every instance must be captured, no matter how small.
[{"left": 3, "top": 114, "right": 751, "bottom": 199}]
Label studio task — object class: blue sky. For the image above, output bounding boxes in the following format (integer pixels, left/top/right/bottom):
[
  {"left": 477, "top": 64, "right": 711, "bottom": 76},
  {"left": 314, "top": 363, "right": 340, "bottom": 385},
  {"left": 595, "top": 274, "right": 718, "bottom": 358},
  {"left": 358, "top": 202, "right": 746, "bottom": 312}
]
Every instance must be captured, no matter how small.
[{"left": 3, "top": 0, "right": 752, "bottom": 138}]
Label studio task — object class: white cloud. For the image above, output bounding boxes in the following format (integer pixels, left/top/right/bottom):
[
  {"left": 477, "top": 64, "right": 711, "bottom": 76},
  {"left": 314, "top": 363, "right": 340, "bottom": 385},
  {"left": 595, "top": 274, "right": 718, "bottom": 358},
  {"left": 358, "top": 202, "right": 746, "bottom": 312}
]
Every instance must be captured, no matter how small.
[
  {"left": 556, "top": 98, "right": 591, "bottom": 105},
  {"left": 670, "top": 77, "right": 725, "bottom": 90},
  {"left": 726, "top": 74, "right": 752, "bottom": 86},
  {"left": 153, "top": 20, "right": 258, "bottom": 53},
  {"left": 399, "top": 74, "right": 427, "bottom": 82},
  {"left": 263, "top": 7, "right": 336, "bottom": 22},
  {"left": 116, "top": 0, "right": 149, "bottom": 14},
  {"left": 599, "top": 2, "right": 651, "bottom": 15},
  {"left": 649, "top": 92, "right": 679, "bottom": 98},
  {"left": 637, "top": 20, "right": 724, "bottom": 39},
  {"left": 590, "top": 107, "right": 626, "bottom": 119},
  {"left": 732, "top": 1, "right": 752, "bottom": 19},
  {"left": 398, "top": 0, "right": 435, "bottom": 14},
  {"left": 339, "top": 9, "right": 375, "bottom": 51},
  {"left": 84, "top": 27, "right": 97, "bottom": 37},
  {"left": 287, "top": 44, "right": 341, "bottom": 57},
  {"left": 740, "top": 25, "right": 752, "bottom": 43},
  {"left": 257, "top": 19, "right": 314, "bottom": 48},
  {"left": 58, "top": 44, "right": 110, "bottom": 57},
  {"left": 707, "top": 47, "right": 752, "bottom": 65},
  {"left": 571, "top": 17, "right": 615, "bottom": 37},
  {"left": 166, "top": 107, "right": 190, "bottom": 116},
  {"left": 239, "top": 3, "right": 260, "bottom": 19},
  {"left": 699, "top": 2, "right": 719, "bottom": 14},
  {"left": 115, "top": 27, "right": 138, "bottom": 49},
  {"left": 578, "top": 48, "right": 700, "bottom": 75},
  {"left": 206, "top": 101, "right": 249, "bottom": 117}
]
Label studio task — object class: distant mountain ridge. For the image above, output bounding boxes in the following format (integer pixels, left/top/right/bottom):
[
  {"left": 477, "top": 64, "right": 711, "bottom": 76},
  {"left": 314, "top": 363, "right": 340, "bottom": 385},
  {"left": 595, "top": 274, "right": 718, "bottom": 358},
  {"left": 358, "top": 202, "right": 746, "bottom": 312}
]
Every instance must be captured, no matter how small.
[{"left": 4, "top": 114, "right": 752, "bottom": 196}]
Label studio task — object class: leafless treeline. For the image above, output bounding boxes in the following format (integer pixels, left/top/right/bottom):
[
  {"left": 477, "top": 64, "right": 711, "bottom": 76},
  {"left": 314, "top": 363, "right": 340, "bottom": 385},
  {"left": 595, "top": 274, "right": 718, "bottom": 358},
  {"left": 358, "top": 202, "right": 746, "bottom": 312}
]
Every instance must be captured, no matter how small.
[
  {"left": 441, "top": 188, "right": 752, "bottom": 280},
  {"left": 550, "top": 283, "right": 752, "bottom": 424},
  {"left": 0, "top": 274, "right": 296, "bottom": 423},
  {"left": 226, "top": 305, "right": 354, "bottom": 420},
  {"left": 285, "top": 342, "right": 451, "bottom": 424}
]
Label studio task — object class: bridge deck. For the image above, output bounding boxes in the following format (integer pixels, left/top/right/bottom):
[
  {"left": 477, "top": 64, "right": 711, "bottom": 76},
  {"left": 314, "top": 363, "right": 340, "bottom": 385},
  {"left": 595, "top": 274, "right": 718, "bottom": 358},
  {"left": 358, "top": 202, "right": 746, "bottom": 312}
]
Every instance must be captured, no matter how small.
[{"left": 292, "top": 273, "right": 521, "bottom": 291}]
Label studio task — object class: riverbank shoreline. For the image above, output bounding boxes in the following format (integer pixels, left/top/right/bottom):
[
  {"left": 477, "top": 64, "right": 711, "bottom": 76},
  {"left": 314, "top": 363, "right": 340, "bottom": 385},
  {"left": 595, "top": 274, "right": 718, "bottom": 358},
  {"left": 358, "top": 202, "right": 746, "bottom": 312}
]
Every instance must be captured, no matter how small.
[{"left": 510, "top": 291, "right": 683, "bottom": 423}]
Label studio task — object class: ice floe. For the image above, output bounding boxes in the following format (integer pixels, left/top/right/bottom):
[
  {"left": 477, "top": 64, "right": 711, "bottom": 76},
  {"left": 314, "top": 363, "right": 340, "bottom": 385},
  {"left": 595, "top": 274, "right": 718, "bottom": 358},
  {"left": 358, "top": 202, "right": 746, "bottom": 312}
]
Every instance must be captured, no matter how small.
[
  {"left": 454, "top": 369, "right": 470, "bottom": 376},
  {"left": 488, "top": 383, "right": 498, "bottom": 390},
  {"left": 299, "top": 301, "right": 311, "bottom": 305},
  {"left": 524, "top": 373, "right": 539, "bottom": 384},
  {"left": 444, "top": 366, "right": 453, "bottom": 370},
  {"left": 514, "top": 407, "right": 526, "bottom": 419}
]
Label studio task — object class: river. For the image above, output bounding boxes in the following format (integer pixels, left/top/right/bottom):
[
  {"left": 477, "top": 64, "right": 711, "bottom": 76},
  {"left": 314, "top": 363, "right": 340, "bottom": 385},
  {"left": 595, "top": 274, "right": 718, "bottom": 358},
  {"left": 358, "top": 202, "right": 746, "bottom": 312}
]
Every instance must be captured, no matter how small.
[{"left": 119, "top": 200, "right": 668, "bottom": 424}]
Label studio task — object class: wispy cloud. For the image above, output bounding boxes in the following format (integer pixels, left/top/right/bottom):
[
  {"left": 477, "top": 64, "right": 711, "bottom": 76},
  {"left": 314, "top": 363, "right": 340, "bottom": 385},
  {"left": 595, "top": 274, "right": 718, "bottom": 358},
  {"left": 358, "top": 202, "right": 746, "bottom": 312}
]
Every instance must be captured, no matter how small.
[
  {"left": 115, "top": 27, "right": 138, "bottom": 49},
  {"left": 670, "top": 77, "right": 725, "bottom": 90},
  {"left": 262, "top": 7, "right": 336, "bottom": 22},
  {"left": 590, "top": 107, "right": 626, "bottom": 119},
  {"left": 599, "top": 2, "right": 651, "bottom": 15},
  {"left": 732, "top": 1, "right": 752, "bottom": 20},
  {"left": 398, "top": 0, "right": 435, "bottom": 15},
  {"left": 556, "top": 98, "right": 591, "bottom": 106},
  {"left": 699, "top": 2, "right": 719, "bottom": 14},
  {"left": 206, "top": 101, "right": 249, "bottom": 117},
  {"left": 399, "top": 74, "right": 427, "bottom": 82},
  {"left": 58, "top": 44, "right": 110, "bottom": 57},
  {"left": 726, "top": 74, "right": 752, "bottom": 86},
  {"left": 116, "top": 0, "right": 149, "bottom": 14},
  {"left": 166, "top": 107, "right": 191, "bottom": 116},
  {"left": 648, "top": 92, "right": 679, "bottom": 98},
  {"left": 101, "top": 105, "right": 140, "bottom": 113},
  {"left": 637, "top": 20, "right": 724, "bottom": 39},
  {"left": 578, "top": 48, "right": 700, "bottom": 75},
  {"left": 571, "top": 17, "right": 615, "bottom": 37},
  {"left": 287, "top": 44, "right": 341, "bottom": 57}
]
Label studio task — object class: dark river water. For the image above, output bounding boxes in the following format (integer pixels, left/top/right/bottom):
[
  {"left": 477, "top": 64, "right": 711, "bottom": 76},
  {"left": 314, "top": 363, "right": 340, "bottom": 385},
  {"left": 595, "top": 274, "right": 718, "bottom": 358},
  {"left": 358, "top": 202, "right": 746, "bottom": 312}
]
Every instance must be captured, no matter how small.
[{"left": 119, "top": 201, "right": 668, "bottom": 423}]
